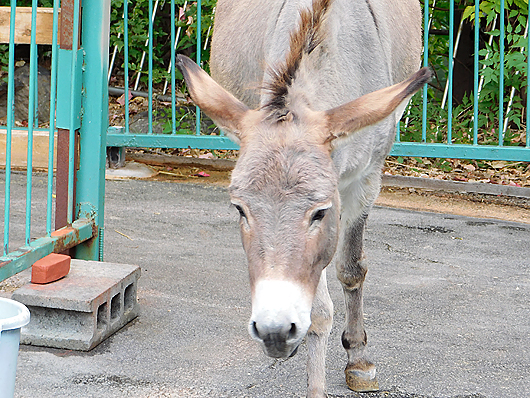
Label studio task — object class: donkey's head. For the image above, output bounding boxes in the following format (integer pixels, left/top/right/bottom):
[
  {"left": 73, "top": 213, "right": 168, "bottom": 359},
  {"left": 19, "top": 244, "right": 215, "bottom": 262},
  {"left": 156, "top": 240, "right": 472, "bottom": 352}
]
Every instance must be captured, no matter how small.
[{"left": 177, "top": 53, "right": 430, "bottom": 358}]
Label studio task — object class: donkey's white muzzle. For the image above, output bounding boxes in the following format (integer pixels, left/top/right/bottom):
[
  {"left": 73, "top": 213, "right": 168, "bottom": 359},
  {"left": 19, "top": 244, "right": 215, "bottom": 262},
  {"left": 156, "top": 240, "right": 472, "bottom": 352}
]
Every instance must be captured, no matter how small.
[{"left": 249, "top": 279, "right": 312, "bottom": 358}]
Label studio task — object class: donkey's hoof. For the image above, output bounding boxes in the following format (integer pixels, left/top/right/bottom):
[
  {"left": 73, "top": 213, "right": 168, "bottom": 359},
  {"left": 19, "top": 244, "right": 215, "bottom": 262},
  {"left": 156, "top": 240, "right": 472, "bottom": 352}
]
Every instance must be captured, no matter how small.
[{"left": 344, "top": 360, "right": 379, "bottom": 392}]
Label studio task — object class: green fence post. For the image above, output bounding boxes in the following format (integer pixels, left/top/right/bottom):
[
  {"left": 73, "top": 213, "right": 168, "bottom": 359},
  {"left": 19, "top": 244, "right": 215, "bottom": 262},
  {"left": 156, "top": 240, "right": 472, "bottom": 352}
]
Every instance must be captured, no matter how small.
[
  {"left": 3, "top": 0, "right": 17, "bottom": 256},
  {"left": 148, "top": 0, "right": 153, "bottom": 135},
  {"left": 526, "top": 1, "right": 530, "bottom": 148},
  {"left": 25, "top": 0, "right": 39, "bottom": 246},
  {"left": 473, "top": 0, "right": 479, "bottom": 145},
  {"left": 196, "top": 0, "right": 201, "bottom": 136},
  {"left": 447, "top": 0, "right": 454, "bottom": 143},
  {"left": 422, "top": 0, "right": 429, "bottom": 143},
  {"left": 46, "top": 0, "right": 60, "bottom": 237},
  {"left": 498, "top": 0, "right": 505, "bottom": 146},
  {"left": 73, "top": 0, "right": 111, "bottom": 261}
]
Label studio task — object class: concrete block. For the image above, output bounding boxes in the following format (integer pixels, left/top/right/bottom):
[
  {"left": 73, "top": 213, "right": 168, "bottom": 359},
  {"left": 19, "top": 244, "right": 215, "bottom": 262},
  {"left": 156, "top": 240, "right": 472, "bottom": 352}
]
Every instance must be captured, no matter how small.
[
  {"left": 11, "top": 259, "right": 140, "bottom": 351},
  {"left": 31, "top": 253, "right": 71, "bottom": 284}
]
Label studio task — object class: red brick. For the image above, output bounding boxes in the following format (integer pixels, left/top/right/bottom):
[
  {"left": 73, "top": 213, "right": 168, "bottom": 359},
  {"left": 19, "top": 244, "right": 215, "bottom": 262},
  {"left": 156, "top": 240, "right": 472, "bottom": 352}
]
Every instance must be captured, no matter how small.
[{"left": 32, "top": 253, "right": 71, "bottom": 284}]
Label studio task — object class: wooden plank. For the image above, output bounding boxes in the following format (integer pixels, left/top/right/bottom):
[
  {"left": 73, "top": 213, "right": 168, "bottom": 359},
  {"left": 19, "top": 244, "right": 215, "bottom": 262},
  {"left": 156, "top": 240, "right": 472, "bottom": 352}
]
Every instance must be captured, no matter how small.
[
  {"left": 0, "top": 7, "right": 61, "bottom": 45},
  {"left": 0, "top": 129, "right": 57, "bottom": 169}
]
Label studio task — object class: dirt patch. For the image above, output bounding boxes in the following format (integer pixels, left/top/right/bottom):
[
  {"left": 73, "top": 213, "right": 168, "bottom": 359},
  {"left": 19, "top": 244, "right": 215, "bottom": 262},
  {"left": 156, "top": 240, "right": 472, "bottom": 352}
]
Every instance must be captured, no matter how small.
[
  {"left": 377, "top": 186, "right": 530, "bottom": 225},
  {"left": 147, "top": 164, "right": 232, "bottom": 186},
  {"left": 383, "top": 156, "right": 529, "bottom": 188}
]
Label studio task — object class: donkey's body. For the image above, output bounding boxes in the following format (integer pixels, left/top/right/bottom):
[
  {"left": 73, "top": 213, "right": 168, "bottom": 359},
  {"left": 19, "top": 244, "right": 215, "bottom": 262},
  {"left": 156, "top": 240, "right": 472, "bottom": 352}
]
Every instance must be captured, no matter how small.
[
  {"left": 177, "top": 1, "right": 425, "bottom": 396},
  {"left": 211, "top": 0, "right": 421, "bottom": 108},
  {"left": 211, "top": 0, "right": 421, "bottom": 255}
]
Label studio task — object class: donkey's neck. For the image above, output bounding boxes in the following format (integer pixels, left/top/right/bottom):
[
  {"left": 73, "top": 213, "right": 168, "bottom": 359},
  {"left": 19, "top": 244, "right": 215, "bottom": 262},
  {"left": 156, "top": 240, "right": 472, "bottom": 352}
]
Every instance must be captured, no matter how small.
[{"left": 260, "top": 0, "right": 333, "bottom": 112}]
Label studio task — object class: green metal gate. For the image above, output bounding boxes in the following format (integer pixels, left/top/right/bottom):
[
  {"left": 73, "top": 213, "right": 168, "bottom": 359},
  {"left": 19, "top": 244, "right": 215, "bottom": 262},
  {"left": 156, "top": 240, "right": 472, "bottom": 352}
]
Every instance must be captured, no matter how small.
[
  {"left": 2, "top": 0, "right": 529, "bottom": 282},
  {"left": 106, "top": 0, "right": 529, "bottom": 162},
  {"left": 0, "top": 0, "right": 109, "bottom": 282},
  {"left": 105, "top": 0, "right": 237, "bottom": 151}
]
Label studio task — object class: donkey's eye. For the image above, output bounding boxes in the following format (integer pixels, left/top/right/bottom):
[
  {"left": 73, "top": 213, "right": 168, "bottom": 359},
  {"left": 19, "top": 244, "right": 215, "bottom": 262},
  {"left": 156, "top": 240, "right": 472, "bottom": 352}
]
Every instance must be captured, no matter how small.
[
  {"left": 234, "top": 204, "right": 247, "bottom": 219},
  {"left": 310, "top": 208, "right": 327, "bottom": 225}
]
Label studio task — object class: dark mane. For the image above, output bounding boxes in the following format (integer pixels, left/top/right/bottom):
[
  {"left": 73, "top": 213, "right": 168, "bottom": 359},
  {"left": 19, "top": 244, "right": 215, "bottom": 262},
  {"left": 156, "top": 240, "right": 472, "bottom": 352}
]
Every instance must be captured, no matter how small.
[{"left": 263, "top": 0, "right": 332, "bottom": 114}]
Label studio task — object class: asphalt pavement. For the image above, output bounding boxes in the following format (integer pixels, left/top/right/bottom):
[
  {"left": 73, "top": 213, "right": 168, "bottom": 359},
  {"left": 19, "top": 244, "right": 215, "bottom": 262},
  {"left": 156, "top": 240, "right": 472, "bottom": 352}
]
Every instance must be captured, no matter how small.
[{"left": 2, "top": 173, "right": 529, "bottom": 397}]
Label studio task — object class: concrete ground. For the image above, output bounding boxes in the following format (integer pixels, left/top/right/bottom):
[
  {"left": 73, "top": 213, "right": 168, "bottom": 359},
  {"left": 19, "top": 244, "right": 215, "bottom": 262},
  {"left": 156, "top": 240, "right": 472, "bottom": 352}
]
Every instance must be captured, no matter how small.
[{"left": 2, "top": 173, "right": 529, "bottom": 397}]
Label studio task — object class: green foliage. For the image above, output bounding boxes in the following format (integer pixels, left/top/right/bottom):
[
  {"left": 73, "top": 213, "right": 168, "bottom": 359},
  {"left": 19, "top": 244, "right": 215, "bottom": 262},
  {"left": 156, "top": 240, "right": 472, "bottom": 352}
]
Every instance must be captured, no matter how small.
[
  {"left": 477, "top": 6, "right": 528, "bottom": 137},
  {"left": 158, "top": 107, "right": 193, "bottom": 134},
  {"left": 107, "top": 0, "right": 217, "bottom": 135},
  {"left": 0, "top": 44, "right": 9, "bottom": 82},
  {"left": 109, "top": 0, "right": 216, "bottom": 87}
]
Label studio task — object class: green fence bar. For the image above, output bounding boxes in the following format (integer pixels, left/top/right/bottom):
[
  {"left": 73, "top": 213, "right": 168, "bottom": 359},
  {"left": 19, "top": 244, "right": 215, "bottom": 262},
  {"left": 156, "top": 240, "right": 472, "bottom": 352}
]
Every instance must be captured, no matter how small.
[
  {"left": 0, "top": 219, "right": 95, "bottom": 282},
  {"left": 46, "top": 0, "right": 60, "bottom": 237},
  {"left": 473, "top": 0, "right": 479, "bottom": 145},
  {"left": 526, "top": 1, "right": 530, "bottom": 148},
  {"left": 106, "top": 127, "right": 239, "bottom": 149},
  {"left": 196, "top": 0, "right": 202, "bottom": 136},
  {"left": 67, "top": 0, "right": 81, "bottom": 225},
  {"left": 124, "top": 0, "right": 130, "bottom": 134},
  {"left": 390, "top": 142, "right": 529, "bottom": 161},
  {"left": 498, "top": 0, "right": 505, "bottom": 146},
  {"left": 148, "top": 0, "right": 154, "bottom": 135},
  {"left": 421, "top": 0, "right": 429, "bottom": 143},
  {"left": 25, "top": 0, "right": 38, "bottom": 245},
  {"left": 447, "top": 0, "right": 454, "bottom": 144},
  {"left": 3, "top": 0, "right": 17, "bottom": 256},
  {"left": 171, "top": 0, "right": 176, "bottom": 135}
]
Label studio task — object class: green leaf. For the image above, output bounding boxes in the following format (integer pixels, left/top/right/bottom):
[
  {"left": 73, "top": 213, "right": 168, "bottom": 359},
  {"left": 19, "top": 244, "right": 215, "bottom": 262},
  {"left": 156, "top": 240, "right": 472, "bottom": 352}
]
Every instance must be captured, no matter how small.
[
  {"left": 514, "top": 0, "right": 528, "bottom": 9},
  {"left": 462, "top": 5, "right": 475, "bottom": 20},
  {"left": 513, "top": 35, "right": 528, "bottom": 47},
  {"left": 487, "top": 29, "right": 501, "bottom": 37}
]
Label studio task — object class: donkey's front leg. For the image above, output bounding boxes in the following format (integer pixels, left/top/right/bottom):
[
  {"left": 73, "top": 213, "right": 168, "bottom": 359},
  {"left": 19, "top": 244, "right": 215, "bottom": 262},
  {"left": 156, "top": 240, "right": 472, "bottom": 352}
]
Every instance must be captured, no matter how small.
[
  {"left": 336, "top": 214, "right": 379, "bottom": 392},
  {"left": 306, "top": 268, "right": 333, "bottom": 398}
]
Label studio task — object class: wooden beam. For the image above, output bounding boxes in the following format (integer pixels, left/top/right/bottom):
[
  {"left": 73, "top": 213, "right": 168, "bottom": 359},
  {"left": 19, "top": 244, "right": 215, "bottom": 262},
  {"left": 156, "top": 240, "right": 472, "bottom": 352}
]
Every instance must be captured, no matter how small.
[
  {"left": 0, "top": 7, "right": 61, "bottom": 45},
  {"left": 0, "top": 129, "right": 57, "bottom": 169}
]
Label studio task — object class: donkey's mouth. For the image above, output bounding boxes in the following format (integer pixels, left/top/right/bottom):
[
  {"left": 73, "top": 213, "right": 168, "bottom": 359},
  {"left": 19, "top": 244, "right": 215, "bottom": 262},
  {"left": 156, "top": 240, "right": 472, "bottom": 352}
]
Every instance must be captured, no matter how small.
[
  {"left": 289, "top": 344, "right": 300, "bottom": 357},
  {"left": 261, "top": 339, "right": 301, "bottom": 359}
]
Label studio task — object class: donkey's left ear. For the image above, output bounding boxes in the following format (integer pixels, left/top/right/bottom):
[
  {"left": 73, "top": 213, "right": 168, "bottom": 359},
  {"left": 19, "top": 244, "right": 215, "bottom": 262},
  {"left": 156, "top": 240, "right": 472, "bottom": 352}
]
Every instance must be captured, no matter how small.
[
  {"left": 323, "top": 68, "right": 432, "bottom": 142},
  {"left": 176, "top": 55, "right": 250, "bottom": 143}
]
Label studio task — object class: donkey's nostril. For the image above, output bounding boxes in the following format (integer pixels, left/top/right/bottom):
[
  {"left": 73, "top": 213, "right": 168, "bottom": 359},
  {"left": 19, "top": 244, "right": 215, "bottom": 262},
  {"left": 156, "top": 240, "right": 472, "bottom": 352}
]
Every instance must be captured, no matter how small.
[
  {"left": 288, "top": 322, "right": 297, "bottom": 339},
  {"left": 250, "top": 320, "right": 298, "bottom": 342},
  {"left": 251, "top": 321, "right": 260, "bottom": 339}
]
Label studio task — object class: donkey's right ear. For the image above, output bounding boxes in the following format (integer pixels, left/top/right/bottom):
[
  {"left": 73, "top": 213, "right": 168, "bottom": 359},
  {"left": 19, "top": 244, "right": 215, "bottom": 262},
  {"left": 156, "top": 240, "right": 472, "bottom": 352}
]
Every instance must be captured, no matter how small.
[{"left": 176, "top": 55, "right": 249, "bottom": 143}]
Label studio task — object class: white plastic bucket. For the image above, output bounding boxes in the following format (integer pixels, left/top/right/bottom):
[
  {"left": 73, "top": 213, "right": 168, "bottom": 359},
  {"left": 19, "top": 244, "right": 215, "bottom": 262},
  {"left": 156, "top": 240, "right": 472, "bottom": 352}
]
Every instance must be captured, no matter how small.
[{"left": 0, "top": 297, "right": 30, "bottom": 398}]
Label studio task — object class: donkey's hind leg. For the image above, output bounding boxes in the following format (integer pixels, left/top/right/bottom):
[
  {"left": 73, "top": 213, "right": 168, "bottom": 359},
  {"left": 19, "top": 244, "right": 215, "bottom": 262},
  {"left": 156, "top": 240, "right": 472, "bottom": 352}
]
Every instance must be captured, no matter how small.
[
  {"left": 306, "top": 268, "right": 333, "bottom": 398},
  {"left": 335, "top": 213, "right": 379, "bottom": 392}
]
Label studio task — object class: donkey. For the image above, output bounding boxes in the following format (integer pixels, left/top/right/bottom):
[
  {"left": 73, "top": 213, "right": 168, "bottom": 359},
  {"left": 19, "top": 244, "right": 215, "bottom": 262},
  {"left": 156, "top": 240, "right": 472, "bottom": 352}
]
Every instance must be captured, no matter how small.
[{"left": 177, "top": 0, "right": 429, "bottom": 396}]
